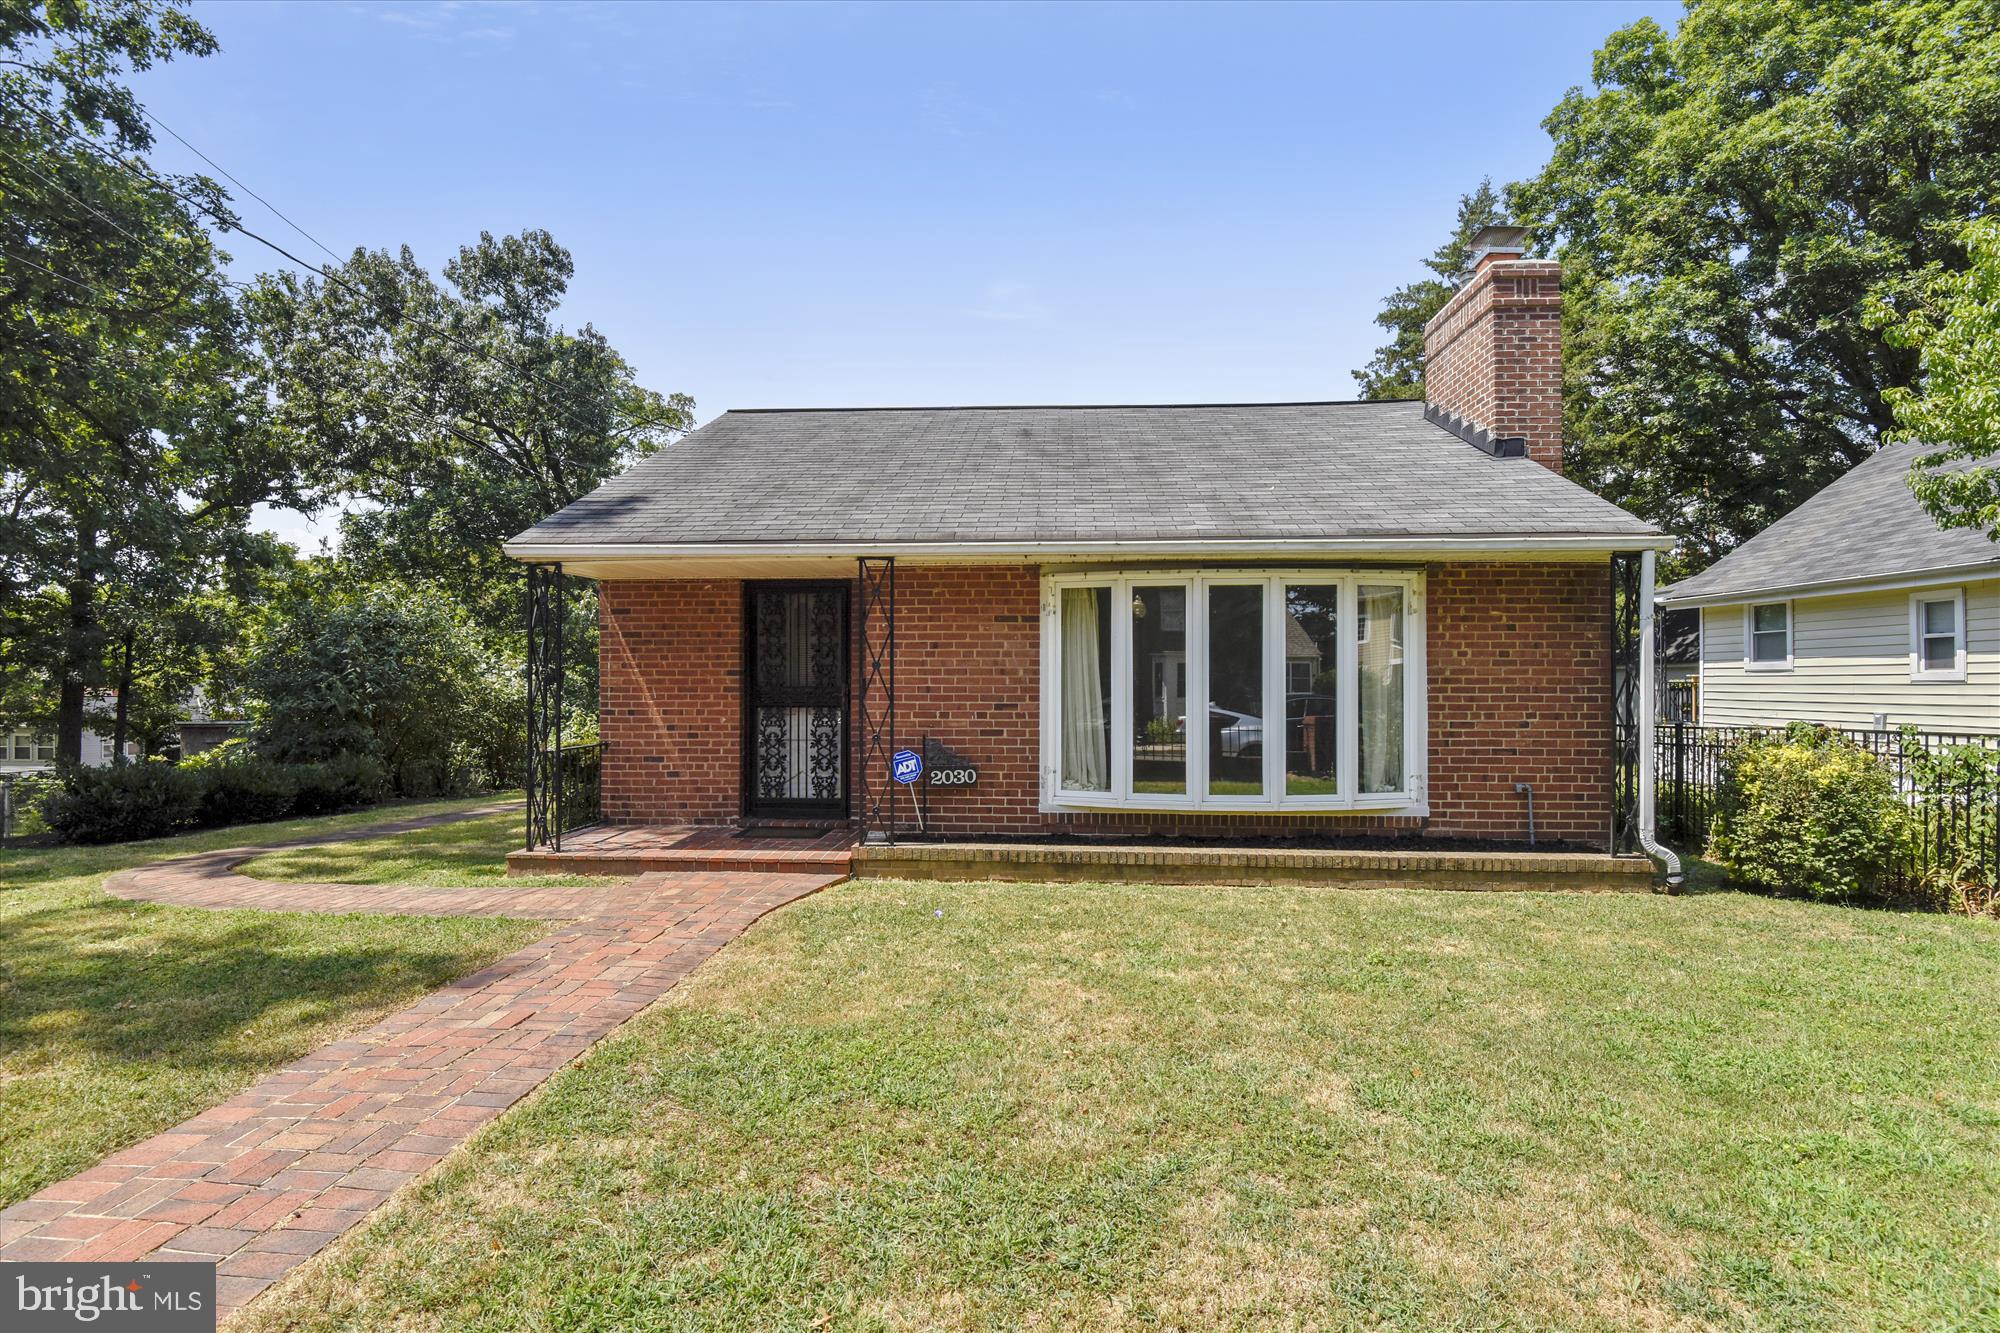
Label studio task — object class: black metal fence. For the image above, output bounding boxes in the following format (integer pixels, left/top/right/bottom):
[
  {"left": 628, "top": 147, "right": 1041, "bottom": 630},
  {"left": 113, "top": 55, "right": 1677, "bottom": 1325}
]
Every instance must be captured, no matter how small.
[
  {"left": 1655, "top": 723, "right": 2000, "bottom": 894},
  {"left": 529, "top": 741, "right": 604, "bottom": 850}
]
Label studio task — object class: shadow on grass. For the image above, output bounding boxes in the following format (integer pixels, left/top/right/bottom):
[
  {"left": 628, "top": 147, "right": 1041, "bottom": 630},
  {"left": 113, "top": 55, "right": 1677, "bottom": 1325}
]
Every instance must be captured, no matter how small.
[{"left": 0, "top": 897, "right": 521, "bottom": 1070}]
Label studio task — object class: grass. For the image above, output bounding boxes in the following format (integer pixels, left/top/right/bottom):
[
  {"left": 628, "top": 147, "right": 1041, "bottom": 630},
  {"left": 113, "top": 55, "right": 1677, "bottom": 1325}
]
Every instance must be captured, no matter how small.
[
  {"left": 0, "top": 797, "right": 549, "bottom": 1209},
  {"left": 242, "top": 873, "right": 2000, "bottom": 1331},
  {"left": 241, "top": 811, "right": 616, "bottom": 889}
]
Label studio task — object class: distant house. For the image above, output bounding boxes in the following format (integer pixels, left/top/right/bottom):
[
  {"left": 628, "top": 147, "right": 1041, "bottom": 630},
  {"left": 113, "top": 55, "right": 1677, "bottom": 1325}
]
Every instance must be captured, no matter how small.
[
  {"left": 0, "top": 724, "right": 122, "bottom": 774},
  {"left": 1658, "top": 443, "right": 2000, "bottom": 735}
]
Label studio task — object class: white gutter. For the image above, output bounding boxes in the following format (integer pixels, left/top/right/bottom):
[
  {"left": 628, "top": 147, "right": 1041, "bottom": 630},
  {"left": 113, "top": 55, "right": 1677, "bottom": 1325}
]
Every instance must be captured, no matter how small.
[
  {"left": 504, "top": 533, "right": 1675, "bottom": 562},
  {"left": 1637, "top": 546, "right": 1684, "bottom": 889},
  {"left": 1658, "top": 558, "right": 2000, "bottom": 609}
]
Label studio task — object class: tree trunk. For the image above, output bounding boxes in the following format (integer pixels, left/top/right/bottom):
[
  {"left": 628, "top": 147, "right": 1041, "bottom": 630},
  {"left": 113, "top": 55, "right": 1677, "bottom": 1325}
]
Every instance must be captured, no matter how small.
[
  {"left": 111, "top": 629, "right": 134, "bottom": 765},
  {"left": 56, "top": 524, "right": 102, "bottom": 766}
]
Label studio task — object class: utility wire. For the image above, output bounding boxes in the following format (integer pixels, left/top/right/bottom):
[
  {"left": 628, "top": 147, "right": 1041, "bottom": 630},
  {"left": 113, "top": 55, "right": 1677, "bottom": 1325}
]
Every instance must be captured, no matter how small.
[
  {"left": 143, "top": 108, "right": 344, "bottom": 265},
  {"left": 5, "top": 92, "right": 670, "bottom": 443}
]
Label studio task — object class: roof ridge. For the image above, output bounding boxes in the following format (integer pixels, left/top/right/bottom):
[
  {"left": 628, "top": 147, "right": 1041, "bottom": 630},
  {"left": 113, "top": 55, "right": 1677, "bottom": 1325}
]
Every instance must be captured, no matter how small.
[{"left": 725, "top": 398, "right": 1413, "bottom": 415}]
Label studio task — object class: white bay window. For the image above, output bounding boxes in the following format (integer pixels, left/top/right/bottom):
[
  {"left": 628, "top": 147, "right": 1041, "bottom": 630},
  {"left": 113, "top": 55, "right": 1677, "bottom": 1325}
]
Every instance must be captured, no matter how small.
[{"left": 1042, "top": 570, "right": 1427, "bottom": 813}]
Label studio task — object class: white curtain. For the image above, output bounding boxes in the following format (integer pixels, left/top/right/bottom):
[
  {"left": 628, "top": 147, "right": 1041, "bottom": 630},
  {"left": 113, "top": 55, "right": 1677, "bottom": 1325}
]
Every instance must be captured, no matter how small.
[
  {"left": 1061, "top": 587, "right": 1110, "bottom": 791},
  {"left": 1358, "top": 586, "right": 1405, "bottom": 793}
]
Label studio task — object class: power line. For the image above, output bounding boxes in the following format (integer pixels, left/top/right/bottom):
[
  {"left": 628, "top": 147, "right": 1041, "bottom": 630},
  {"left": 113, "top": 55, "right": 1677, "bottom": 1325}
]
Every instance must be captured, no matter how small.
[
  {"left": 143, "top": 108, "right": 343, "bottom": 265},
  {"left": 5, "top": 93, "right": 672, "bottom": 442}
]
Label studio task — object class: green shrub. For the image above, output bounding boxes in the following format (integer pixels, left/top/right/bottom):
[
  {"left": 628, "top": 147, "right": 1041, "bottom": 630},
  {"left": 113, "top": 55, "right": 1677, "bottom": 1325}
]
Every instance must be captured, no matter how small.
[
  {"left": 290, "top": 753, "right": 389, "bottom": 815},
  {"left": 196, "top": 754, "right": 300, "bottom": 827},
  {"left": 41, "top": 761, "right": 205, "bottom": 844},
  {"left": 1710, "top": 724, "right": 1915, "bottom": 903}
]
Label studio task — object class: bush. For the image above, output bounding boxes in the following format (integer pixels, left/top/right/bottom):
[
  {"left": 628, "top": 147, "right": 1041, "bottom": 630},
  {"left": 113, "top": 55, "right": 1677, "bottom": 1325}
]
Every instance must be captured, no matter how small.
[
  {"left": 1710, "top": 724, "right": 1914, "bottom": 903},
  {"left": 196, "top": 754, "right": 300, "bottom": 827},
  {"left": 251, "top": 584, "right": 521, "bottom": 797},
  {"left": 290, "top": 753, "right": 389, "bottom": 815},
  {"left": 41, "top": 760, "right": 206, "bottom": 844}
]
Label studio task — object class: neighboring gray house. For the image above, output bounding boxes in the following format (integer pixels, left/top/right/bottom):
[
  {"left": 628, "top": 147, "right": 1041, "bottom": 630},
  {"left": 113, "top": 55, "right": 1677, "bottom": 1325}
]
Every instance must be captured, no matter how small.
[{"left": 1659, "top": 443, "right": 2000, "bottom": 734}]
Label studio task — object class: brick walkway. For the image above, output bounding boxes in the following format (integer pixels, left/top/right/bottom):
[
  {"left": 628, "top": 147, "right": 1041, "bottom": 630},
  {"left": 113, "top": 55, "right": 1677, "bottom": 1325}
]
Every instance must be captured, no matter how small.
[{"left": 0, "top": 812, "right": 840, "bottom": 1314}]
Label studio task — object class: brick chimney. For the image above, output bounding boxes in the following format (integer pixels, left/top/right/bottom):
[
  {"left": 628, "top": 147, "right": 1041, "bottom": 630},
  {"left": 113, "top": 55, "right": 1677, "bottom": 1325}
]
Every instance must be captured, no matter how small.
[{"left": 1421, "top": 224, "right": 1564, "bottom": 472}]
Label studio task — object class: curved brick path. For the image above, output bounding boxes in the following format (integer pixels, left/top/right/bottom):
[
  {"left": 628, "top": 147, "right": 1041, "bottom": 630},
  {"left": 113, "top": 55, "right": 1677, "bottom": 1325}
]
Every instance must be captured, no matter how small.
[{"left": 0, "top": 808, "right": 841, "bottom": 1315}]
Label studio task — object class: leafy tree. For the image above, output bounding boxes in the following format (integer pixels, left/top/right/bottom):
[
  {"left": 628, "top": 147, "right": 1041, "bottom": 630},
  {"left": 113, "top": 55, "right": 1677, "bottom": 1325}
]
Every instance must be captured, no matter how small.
[
  {"left": 1880, "top": 217, "right": 2000, "bottom": 539},
  {"left": 1, "top": 0, "right": 321, "bottom": 759},
  {"left": 1352, "top": 180, "right": 1505, "bottom": 401},
  {"left": 249, "top": 581, "right": 521, "bottom": 797},
  {"left": 247, "top": 230, "right": 693, "bottom": 634},
  {"left": 1511, "top": 0, "right": 2000, "bottom": 573}
]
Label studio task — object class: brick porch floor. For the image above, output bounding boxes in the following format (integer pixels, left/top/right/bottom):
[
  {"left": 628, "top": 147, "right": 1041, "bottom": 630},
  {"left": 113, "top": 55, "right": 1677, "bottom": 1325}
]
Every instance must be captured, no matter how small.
[
  {"left": 505, "top": 821, "right": 856, "bottom": 877},
  {"left": 0, "top": 810, "right": 840, "bottom": 1315}
]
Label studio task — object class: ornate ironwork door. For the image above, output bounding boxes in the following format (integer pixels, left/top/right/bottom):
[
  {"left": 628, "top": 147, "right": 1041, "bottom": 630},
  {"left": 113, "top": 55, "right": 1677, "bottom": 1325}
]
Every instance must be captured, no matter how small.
[{"left": 743, "top": 582, "right": 850, "bottom": 817}]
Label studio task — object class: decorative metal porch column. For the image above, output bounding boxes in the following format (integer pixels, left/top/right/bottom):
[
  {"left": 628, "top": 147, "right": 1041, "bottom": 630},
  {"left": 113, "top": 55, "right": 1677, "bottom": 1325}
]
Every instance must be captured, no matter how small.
[
  {"left": 857, "top": 556, "right": 896, "bottom": 844},
  {"left": 525, "top": 562, "right": 565, "bottom": 851},
  {"left": 1609, "top": 551, "right": 1641, "bottom": 854}
]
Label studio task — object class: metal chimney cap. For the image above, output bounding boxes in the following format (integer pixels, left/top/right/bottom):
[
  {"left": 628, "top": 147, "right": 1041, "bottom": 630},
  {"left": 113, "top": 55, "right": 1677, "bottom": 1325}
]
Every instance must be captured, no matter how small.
[{"left": 1468, "top": 223, "right": 1532, "bottom": 267}]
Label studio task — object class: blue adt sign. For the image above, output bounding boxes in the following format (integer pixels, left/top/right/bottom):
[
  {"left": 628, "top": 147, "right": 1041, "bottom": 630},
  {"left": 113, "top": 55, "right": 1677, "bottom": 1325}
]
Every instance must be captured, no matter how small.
[{"left": 891, "top": 749, "right": 923, "bottom": 784}]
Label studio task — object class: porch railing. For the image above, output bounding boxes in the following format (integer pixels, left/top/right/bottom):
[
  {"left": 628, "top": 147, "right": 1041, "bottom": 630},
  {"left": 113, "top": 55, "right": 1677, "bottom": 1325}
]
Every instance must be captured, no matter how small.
[
  {"left": 1654, "top": 723, "right": 2000, "bottom": 895},
  {"left": 528, "top": 741, "right": 605, "bottom": 851}
]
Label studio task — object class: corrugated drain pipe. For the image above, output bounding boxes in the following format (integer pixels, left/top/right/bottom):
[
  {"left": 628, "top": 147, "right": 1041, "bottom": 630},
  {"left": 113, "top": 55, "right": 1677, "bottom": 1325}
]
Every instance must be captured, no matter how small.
[{"left": 1637, "top": 549, "right": 1686, "bottom": 890}]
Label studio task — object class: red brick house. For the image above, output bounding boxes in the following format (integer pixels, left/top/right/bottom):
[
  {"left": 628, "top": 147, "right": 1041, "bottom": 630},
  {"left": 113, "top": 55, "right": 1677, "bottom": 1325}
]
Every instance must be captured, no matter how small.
[{"left": 507, "top": 227, "right": 1672, "bottom": 853}]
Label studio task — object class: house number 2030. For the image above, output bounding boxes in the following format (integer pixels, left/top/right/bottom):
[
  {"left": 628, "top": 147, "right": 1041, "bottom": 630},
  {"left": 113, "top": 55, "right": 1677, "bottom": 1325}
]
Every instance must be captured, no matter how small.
[{"left": 928, "top": 767, "right": 977, "bottom": 787}]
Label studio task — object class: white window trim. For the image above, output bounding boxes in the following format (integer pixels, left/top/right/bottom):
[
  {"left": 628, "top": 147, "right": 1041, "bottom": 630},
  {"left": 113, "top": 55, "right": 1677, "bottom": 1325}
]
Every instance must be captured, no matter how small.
[
  {"left": 1743, "top": 601, "right": 1793, "bottom": 672},
  {"left": 1908, "top": 588, "right": 1967, "bottom": 683},
  {"left": 1038, "top": 568, "right": 1428, "bottom": 816}
]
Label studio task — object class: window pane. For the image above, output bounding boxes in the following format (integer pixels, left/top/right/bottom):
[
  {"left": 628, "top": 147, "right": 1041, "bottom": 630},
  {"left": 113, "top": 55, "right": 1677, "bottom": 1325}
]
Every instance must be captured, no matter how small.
[
  {"left": 1751, "top": 627, "right": 1788, "bottom": 662},
  {"left": 1924, "top": 600, "right": 1956, "bottom": 635},
  {"left": 1923, "top": 633, "right": 1956, "bottom": 671},
  {"left": 1131, "top": 586, "right": 1186, "bottom": 795},
  {"left": 1059, "top": 587, "right": 1111, "bottom": 791},
  {"left": 36, "top": 737, "right": 54, "bottom": 760},
  {"left": 1358, "top": 585, "right": 1405, "bottom": 794},
  {"left": 1752, "top": 604, "right": 1787, "bottom": 633},
  {"left": 1283, "top": 585, "right": 1339, "bottom": 796},
  {"left": 1206, "top": 584, "right": 1264, "bottom": 795}
]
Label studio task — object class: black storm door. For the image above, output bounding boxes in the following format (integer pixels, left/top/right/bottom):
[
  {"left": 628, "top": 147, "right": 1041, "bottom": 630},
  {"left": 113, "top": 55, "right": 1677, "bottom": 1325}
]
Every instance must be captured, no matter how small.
[{"left": 743, "top": 582, "right": 849, "bottom": 817}]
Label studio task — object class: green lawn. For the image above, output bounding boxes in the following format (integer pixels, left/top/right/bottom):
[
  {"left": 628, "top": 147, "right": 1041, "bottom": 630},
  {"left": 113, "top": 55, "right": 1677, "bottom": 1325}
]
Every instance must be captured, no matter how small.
[
  {"left": 241, "top": 810, "right": 616, "bottom": 888},
  {"left": 0, "top": 798, "right": 549, "bottom": 1209},
  {"left": 240, "top": 871, "right": 2000, "bottom": 1331}
]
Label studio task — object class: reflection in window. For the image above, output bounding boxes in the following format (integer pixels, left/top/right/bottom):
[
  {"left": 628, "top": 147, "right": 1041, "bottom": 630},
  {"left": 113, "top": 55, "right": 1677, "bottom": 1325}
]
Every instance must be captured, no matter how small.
[
  {"left": 1918, "top": 598, "right": 1958, "bottom": 672},
  {"left": 1131, "top": 586, "right": 1186, "bottom": 795},
  {"left": 1207, "top": 584, "right": 1264, "bottom": 795},
  {"left": 1358, "top": 585, "right": 1405, "bottom": 794},
  {"left": 1750, "top": 603, "right": 1789, "bottom": 663},
  {"left": 1059, "top": 586, "right": 1111, "bottom": 791},
  {"left": 1284, "top": 585, "right": 1339, "bottom": 795}
]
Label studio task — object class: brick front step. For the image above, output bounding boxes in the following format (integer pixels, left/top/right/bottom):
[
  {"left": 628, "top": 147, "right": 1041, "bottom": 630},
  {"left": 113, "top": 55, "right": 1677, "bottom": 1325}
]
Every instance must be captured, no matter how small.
[
  {"left": 853, "top": 842, "right": 1658, "bottom": 892},
  {"left": 507, "top": 845, "right": 853, "bottom": 876}
]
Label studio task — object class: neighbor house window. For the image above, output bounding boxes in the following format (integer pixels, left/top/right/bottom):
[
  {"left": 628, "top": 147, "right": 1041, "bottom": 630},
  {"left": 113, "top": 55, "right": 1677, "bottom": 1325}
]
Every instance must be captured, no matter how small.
[
  {"left": 7, "top": 731, "right": 53, "bottom": 762},
  {"left": 1043, "top": 570, "right": 1425, "bottom": 812},
  {"left": 1746, "top": 602, "right": 1790, "bottom": 667},
  {"left": 1910, "top": 590, "right": 1965, "bottom": 681}
]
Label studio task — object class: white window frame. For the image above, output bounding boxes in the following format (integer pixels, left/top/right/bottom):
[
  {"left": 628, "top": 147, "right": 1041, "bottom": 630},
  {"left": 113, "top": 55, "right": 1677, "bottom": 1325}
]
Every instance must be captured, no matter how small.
[
  {"left": 1908, "top": 588, "right": 1967, "bottom": 683},
  {"left": 1039, "top": 568, "right": 1427, "bottom": 815},
  {"left": 1743, "top": 601, "right": 1792, "bottom": 671}
]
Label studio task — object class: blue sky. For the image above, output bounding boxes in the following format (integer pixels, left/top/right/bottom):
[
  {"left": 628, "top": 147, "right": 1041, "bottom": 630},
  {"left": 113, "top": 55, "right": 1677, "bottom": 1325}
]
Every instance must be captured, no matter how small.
[{"left": 127, "top": 0, "right": 1673, "bottom": 547}]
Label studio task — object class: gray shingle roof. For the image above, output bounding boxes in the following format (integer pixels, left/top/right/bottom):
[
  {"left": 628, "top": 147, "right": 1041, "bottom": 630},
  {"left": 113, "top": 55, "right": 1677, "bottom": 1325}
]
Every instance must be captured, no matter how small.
[
  {"left": 1660, "top": 442, "right": 2000, "bottom": 604},
  {"left": 507, "top": 401, "right": 1661, "bottom": 550}
]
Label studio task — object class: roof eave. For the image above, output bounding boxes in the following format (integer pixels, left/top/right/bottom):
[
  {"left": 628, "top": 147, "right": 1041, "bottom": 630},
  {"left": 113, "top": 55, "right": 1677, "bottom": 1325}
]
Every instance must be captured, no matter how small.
[
  {"left": 1659, "top": 558, "right": 2000, "bottom": 608},
  {"left": 505, "top": 532, "right": 1674, "bottom": 566}
]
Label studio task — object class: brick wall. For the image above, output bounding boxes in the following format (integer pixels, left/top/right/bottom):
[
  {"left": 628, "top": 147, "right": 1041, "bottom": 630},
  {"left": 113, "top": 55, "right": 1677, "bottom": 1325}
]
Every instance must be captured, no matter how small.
[
  {"left": 1422, "top": 257, "right": 1564, "bottom": 473},
  {"left": 598, "top": 579, "right": 741, "bottom": 824},
  {"left": 595, "top": 560, "right": 1612, "bottom": 847}
]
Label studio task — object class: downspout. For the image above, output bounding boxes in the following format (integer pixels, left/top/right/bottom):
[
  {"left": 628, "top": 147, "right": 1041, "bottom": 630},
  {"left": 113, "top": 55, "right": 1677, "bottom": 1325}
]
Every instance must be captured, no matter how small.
[{"left": 1637, "top": 549, "right": 1685, "bottom": 889}]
